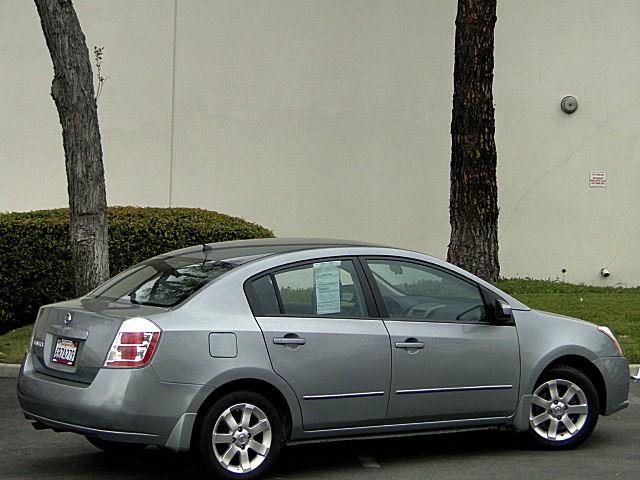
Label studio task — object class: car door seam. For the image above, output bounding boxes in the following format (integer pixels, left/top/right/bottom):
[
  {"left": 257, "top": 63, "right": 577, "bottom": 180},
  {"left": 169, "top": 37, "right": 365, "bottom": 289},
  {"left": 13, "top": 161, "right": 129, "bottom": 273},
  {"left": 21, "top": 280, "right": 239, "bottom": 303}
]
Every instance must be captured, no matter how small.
[
  {"left": 356, "top": 256, "right": 394, "bottom": 418},
  {"left": 251, "top": 315, "right": 305, "bottom": 424}
]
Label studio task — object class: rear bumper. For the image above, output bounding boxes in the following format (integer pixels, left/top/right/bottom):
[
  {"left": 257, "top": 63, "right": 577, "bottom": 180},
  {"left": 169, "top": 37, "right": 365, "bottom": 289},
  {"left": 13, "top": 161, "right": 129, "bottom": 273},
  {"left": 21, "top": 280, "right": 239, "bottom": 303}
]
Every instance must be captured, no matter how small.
[
  {"left": 17, "top": 353, "right": 202, "bottom": 449},
  {"left": 593, "top": 356, "right": 630, "bottom": 415},
  {"left": 23, "top": 410, "right": 159, "bottom": 444}
]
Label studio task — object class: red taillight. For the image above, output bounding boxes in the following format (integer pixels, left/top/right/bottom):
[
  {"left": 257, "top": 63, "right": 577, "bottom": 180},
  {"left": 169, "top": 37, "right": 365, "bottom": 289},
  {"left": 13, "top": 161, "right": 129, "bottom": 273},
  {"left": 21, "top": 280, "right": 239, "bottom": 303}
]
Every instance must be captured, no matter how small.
[
  {"left": 104, "top": 318, "right": 161, "bottom": 368},
  {"left": 120, "top": 332, "right": 145, "bottom": 345},
  {"left": 117, "top": 345, "right": 138, "bottom": 360}
]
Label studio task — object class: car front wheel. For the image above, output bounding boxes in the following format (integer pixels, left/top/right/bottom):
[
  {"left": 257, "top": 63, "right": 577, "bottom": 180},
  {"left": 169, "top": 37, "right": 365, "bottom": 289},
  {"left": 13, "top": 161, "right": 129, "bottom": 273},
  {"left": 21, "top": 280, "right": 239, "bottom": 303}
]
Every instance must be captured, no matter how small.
[
  {"left": 198, "top": 391, "right": 283, "bottom": 479},
  {"left": 527, "top": 365, "right": 599, "bottom": 449}
]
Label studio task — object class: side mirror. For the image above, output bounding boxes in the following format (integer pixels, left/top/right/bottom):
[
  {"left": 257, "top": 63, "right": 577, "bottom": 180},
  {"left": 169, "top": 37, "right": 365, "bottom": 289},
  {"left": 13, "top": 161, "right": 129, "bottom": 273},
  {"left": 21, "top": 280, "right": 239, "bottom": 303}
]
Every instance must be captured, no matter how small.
[
  {"left": 495, "top": 300, "right": 512, "bottom": 322},
  {"left": 390, "top": 264, "right": 403, "bottom": 275}
]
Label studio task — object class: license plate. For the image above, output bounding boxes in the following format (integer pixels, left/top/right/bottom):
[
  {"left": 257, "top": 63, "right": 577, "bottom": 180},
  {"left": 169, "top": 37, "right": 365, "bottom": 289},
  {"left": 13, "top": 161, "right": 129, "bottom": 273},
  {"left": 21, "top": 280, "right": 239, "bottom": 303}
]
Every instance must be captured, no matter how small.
[{"left": 52, "top": 338, "right": 79, "bottom": 366}]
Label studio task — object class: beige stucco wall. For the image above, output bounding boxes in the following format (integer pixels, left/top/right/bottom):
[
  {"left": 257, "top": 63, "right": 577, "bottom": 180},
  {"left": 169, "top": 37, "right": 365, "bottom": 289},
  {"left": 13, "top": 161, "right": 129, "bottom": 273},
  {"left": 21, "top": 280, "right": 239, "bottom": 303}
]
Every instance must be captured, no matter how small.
[
  {"left": 495, "top": 1, "right": 640, "bottom": 286},
  {"left": 1, "top": 1, "right": 639, "bottom": 285}
]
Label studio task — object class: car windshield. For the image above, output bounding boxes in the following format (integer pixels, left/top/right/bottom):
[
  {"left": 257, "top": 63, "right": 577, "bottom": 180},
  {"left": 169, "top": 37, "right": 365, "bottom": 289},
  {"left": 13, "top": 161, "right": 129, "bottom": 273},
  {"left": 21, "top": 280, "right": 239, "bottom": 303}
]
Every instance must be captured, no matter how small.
[{"left": 88, "top": 251, "right": 237, "bottom": 307}]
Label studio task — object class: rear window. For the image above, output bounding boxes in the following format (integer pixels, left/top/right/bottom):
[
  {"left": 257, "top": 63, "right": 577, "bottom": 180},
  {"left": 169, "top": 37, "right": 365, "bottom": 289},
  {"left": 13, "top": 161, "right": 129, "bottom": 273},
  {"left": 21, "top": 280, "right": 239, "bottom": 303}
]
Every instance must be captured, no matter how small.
[{"left": 88, "top": 252, "right": 237, "bottom": 307}]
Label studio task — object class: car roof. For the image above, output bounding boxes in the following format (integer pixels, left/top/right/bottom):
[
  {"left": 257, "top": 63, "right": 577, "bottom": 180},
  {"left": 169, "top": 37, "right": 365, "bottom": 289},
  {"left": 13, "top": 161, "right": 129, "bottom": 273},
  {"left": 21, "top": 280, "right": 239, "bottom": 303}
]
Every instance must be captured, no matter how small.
[
  {"left": 157, "top": 237, "right": 385, "bottom": 264},
  {"left": 156, "top": 238, "right": 531, "bottom": 312}
]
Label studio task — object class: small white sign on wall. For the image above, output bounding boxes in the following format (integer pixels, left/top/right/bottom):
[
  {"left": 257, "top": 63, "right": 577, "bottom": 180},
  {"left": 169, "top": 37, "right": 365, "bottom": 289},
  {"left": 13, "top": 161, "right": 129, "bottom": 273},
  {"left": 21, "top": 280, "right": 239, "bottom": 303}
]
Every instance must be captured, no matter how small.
[{"left": 589, "top": 171, "right": 607, "bottom": 188}]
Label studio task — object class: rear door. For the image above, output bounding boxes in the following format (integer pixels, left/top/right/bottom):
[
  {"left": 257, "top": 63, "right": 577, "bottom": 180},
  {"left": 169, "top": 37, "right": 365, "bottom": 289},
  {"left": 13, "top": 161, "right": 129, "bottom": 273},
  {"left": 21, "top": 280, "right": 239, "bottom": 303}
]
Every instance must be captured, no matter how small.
[
  {"left": 246, "top": 258, "right": 391, "bottom": 430},
  {"left": 363, "top": 257, "right": 520, "bottom": 423}
]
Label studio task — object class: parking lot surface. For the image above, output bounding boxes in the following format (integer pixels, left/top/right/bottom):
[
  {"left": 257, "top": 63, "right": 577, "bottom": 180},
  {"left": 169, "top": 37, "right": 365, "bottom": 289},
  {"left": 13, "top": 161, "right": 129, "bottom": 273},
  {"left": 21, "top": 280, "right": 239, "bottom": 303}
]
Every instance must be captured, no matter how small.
[{"left": 1, "top": 378, "right": 638, "bottom": 479}]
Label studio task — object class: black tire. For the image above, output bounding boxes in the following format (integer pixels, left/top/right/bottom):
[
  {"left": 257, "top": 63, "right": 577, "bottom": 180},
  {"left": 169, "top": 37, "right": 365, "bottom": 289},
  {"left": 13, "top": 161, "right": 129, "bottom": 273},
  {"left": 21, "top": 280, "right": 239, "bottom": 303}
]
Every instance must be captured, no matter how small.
[
  {"left": 85, "top": 436, "right": 148, "bottom": 453},
  {"left": 198, "top": 391, "right": 284, "bottom": 480},
  {"left": 526, "top": 365, "right": 599, "bottom": 450}
]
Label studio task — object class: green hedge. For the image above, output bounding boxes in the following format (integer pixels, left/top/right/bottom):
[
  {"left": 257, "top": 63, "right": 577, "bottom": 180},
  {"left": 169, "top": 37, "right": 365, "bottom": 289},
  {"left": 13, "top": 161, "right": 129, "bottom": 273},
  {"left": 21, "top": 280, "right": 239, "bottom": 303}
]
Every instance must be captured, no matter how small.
[{"left": 0, "top": 207, "right": 273, "bottom": 333}]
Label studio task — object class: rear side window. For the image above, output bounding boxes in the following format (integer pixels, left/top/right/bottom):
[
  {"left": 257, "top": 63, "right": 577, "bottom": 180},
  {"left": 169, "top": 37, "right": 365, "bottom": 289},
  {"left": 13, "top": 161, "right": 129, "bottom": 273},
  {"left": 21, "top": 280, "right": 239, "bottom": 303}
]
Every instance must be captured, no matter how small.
[
  {"left": 89, "top": 254, "right": 236, "bottom": 307},
  {"left": 249, "top": 260, "right": 368, "bottom": 318},
  {"left": 250, "top": 275, "right": 281, "bottom": 316}
]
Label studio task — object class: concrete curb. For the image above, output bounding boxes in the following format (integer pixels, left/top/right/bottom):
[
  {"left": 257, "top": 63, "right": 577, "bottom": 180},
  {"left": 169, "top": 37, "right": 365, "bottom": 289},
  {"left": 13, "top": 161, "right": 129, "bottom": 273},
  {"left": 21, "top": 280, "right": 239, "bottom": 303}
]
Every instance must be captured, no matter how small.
[
  {"left": 0, "top": 363, "right": 638, "bottom": 380},
  {"left": 0, "top": 363, "right": 21, "bottom": 378}
]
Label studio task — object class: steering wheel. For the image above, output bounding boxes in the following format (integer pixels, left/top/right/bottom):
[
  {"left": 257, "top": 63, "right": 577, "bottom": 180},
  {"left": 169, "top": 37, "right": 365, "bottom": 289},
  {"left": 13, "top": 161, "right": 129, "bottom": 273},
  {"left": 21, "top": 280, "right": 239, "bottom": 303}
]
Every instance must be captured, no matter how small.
[
  {"left": 402, "top": 303, "right": 446, "bottom": 319},
  {"left": 455, "top": 304, "right": 483, "bottom": 321}
]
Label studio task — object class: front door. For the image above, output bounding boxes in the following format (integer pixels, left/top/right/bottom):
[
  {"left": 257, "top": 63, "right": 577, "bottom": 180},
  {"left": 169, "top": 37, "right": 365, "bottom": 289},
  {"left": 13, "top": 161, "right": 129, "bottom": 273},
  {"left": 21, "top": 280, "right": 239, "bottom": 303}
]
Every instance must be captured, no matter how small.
[
  {"left": 248, "top": 258, "right": 391, "bottom": 430},
  {"left": 363, "top": 258, "right": 520, "bottom": 422}
]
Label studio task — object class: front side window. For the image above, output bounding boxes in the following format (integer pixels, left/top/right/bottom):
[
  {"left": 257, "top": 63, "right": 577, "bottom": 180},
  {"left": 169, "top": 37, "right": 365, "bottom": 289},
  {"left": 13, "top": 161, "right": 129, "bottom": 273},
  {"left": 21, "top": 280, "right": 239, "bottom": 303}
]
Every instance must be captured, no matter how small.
[
  {"left": 89, "top": 254, "right": 236, "bottom": 307},
  {"left": 267, "top": 259, "right": 367, "bottom": 317},
  {"left": 366, "top": 259, "right": 486, "bottom": 323}
]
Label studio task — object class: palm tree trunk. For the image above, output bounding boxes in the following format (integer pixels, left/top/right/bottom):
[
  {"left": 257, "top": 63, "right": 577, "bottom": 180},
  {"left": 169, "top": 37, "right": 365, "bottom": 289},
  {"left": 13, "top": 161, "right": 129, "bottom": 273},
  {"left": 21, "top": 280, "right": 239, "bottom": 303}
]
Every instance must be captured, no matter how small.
[{"left": 447, "top": 0, "right": 499, "bottom": 282}]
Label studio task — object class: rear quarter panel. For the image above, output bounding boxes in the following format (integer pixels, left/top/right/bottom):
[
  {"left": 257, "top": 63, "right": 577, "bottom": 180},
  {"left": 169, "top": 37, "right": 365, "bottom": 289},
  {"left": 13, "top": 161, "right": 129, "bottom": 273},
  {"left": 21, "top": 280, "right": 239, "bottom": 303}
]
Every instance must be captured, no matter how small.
[{"left": 147, "top": 269, "right": 304, "bottom": 435}]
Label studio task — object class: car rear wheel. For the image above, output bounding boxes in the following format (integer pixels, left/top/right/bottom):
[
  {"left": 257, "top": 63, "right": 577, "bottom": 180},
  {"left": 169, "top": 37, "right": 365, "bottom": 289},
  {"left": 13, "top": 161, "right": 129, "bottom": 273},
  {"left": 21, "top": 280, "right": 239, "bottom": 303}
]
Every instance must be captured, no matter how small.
[
  {"left": 527, "top": 365, "right": 599, "bottom": 449},
  {"left": 198, "top": 391, "right": 283, "bottom": 479},
  {"left": 85, "top": 436, "right": 148, "bottom": 453}
]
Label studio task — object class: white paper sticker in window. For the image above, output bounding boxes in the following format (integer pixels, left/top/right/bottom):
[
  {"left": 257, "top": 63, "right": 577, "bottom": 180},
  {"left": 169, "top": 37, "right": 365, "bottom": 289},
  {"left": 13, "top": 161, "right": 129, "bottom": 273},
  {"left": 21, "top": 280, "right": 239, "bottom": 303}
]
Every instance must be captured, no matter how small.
[{"left": 313, "top": 261, "right": 341, "bottom": 315}]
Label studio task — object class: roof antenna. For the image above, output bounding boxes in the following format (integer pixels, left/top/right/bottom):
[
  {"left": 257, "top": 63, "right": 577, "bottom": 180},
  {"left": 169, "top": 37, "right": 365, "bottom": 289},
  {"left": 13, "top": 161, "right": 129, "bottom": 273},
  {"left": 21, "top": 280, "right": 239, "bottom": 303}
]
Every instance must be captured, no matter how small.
[
  {"left": 197, "top": 234, "right": 212, "bottom": 251},
  {"left": 197, "top": 234, "right": 212, "bottom": 270}
]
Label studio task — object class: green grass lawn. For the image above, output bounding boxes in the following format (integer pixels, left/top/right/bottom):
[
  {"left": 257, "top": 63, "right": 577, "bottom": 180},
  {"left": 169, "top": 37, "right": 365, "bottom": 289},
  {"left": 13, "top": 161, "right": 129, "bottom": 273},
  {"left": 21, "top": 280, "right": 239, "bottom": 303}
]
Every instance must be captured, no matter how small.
[
  {"left": 0, "top": 325, "right": 31, "bottom": 364},
  {"left": 0, "top": 279, "right": 638, "bottom": 363}
]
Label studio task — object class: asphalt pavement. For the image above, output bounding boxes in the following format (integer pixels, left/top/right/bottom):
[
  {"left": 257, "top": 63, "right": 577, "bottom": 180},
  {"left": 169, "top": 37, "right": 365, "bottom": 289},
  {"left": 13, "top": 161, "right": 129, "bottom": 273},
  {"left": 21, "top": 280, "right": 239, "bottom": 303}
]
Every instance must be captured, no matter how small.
[{"left": 1, "top": 378, "right": 638, "bottom": 479}]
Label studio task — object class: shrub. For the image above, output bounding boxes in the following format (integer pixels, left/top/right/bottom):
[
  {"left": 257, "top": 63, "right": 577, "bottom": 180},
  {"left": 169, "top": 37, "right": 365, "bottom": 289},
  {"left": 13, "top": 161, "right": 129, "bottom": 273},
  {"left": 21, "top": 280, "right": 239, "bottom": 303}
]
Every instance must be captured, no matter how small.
[{"left": 0, "top": 207, "right": 273, "bottom": 333}]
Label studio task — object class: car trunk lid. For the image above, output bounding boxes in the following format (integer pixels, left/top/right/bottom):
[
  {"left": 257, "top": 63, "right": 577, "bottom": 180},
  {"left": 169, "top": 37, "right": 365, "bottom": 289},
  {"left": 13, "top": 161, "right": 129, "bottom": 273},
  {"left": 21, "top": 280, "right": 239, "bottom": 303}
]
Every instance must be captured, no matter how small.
[{"left": 31, "top": 298, "right": 168, "bottom": 384}]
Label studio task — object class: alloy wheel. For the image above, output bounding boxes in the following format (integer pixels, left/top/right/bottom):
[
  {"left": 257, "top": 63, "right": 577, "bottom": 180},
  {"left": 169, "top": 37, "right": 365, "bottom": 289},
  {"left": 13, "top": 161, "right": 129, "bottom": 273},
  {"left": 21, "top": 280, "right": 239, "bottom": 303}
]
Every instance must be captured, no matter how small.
[
  {"left": 529, "top": 378, "right": 589, "bottom": 442},
  {"left": 212, "top": 402, "right": 273, "bottom": 474}
]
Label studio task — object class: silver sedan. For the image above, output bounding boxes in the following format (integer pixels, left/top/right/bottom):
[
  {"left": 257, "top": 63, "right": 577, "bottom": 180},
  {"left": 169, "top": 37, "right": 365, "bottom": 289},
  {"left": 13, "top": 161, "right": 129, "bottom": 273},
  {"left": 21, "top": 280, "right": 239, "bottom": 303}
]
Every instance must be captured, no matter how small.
[{"left": 17, "top": 239, "right": 630, "bottom": 479}]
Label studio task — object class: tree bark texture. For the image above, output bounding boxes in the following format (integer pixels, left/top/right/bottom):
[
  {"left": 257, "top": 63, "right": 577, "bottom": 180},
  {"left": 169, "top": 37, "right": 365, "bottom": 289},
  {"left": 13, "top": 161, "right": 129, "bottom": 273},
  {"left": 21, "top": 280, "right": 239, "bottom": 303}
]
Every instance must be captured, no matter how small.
[
  {"left": 34, "top": 0, "right": 109, "bottom": 295},
  {"left": 447, "top": 0, "right": 500, "bottom": 282}
]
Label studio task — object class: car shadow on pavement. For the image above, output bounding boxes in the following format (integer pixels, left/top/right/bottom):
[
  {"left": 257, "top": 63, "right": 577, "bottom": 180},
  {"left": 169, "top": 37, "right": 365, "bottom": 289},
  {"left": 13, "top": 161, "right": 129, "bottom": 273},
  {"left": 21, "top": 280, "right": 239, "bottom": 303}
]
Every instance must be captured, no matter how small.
[
  {"left": 12, "top": 430, "right": 527, "bottom": 479},
  {"left": 275, "top": 429, "right": 527, "bottom": 473},
  {"left": 5, "top": 426, "right": 616, "bottom": 480}
]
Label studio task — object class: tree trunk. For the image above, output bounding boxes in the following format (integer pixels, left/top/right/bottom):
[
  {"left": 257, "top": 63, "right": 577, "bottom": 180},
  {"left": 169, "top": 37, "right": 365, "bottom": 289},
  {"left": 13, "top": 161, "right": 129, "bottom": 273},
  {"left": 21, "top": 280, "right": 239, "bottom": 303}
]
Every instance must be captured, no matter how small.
[
  {"left": 34, "top": 0, "right": 109, "bottom": 295},
  {"left": 447, "top": 0, "right": 499, "bottom": 282}
]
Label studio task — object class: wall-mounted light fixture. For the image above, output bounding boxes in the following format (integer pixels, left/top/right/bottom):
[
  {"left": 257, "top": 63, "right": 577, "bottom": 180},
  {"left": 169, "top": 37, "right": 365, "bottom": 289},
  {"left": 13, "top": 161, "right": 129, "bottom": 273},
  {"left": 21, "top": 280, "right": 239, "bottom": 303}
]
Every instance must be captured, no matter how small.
[{"left": 561, "top": 96, "right": 578, "bottom": 114}]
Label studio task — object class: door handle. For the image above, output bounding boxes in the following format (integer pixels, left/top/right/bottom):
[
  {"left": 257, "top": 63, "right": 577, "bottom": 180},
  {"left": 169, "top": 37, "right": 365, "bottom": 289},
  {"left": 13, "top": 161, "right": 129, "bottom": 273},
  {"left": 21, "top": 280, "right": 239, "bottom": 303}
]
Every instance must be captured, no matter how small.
[
  {"left": 274, "top": 337, "right": 306, "bottom": 346},
  {"left": 395, "top": 341, "right": 425, "bottom": 349}
]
